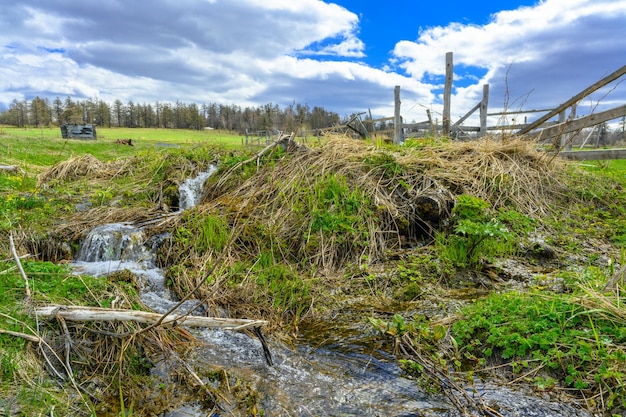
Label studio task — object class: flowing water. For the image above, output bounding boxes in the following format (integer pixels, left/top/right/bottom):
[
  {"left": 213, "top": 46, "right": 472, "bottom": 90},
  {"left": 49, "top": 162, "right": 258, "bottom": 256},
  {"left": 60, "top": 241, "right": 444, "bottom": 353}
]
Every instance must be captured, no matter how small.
[
  {"left": 178, "top": 165, "right": 218, "bottom": 210},
  {"left": 71, "top": 169, "right": 592, "bottom": 417}
]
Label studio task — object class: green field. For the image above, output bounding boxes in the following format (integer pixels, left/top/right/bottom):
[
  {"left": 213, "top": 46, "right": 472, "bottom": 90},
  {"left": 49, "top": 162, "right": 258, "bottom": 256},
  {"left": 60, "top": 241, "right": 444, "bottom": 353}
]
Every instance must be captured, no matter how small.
[{"left": 0, "top": 125, "right": 245, "bottom": 170}]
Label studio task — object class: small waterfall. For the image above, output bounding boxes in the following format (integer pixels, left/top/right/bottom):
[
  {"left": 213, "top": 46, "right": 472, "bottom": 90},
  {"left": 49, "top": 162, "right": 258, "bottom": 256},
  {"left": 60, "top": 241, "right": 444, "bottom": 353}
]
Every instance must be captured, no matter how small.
[
  {"left": 72, "top": 168, "right": 218, "bottom": 314},
  {"left": 76, "top": 223, "right": 149, "bottom": 263},
  {"left": 178, "top": 165, "right": 217, "bottom": 210}
]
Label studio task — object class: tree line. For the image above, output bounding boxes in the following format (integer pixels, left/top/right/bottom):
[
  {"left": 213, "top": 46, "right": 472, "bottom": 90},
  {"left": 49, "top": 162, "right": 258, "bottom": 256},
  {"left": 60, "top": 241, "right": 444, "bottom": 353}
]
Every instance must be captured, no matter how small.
[{"left": 0, "top": 96, "right": 341, "bottom": 133}]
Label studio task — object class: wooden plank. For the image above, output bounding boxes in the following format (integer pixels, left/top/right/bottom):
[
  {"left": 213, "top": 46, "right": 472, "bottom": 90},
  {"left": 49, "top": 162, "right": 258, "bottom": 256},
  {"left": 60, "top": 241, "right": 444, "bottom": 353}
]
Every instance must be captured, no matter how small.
[
  {"left": 403, "top": 121, "right": 431, "bottom": 129},
  {"left": 487, "top": 108, "right": 553, "bottom": 116},
  {"left": 559, "top": 148, "right": 626, "bottom": 160},
  {"left": 442, "top": 52, "right": 453, "bottom": 136},
  {"left": 518, "top": 64, "right": 626, "bottom": 134},
  {"left": 487, "top": 121, "right": 560, "bottom": 131},
  {"left": 453, "top": 102, "right": 480, "bottom": 127},
  {"left": 371, "top": 116, "right": 395, "bottom": 123},
  {"left": 528, "top": 104, "right": 626, "bottom": 140}
]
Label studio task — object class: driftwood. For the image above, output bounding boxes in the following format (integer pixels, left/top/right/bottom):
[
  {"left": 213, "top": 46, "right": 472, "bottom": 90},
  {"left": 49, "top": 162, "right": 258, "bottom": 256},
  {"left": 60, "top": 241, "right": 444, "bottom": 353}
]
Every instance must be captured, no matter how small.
[
  {"left": 9, "top": 234, "right": 31, "bottom": 302},
  {"left": 0, "top": 165, "right": 21, "bottom": 172},
  {"left": 0, "top": 328, "right": 42, "bottom": 343},
  {"left": 35, "top": 305, "right": 268, "bottom": 330}
]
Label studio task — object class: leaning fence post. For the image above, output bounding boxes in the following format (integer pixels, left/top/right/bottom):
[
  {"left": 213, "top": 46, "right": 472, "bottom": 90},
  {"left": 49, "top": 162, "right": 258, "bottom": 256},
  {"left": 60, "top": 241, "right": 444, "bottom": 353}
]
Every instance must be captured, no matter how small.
[
  {"left": 480, "top": 84, "right": 489, "bottom": 137},
  {"left": 443, "top": 52, "right": 453, "bottom": 137}
]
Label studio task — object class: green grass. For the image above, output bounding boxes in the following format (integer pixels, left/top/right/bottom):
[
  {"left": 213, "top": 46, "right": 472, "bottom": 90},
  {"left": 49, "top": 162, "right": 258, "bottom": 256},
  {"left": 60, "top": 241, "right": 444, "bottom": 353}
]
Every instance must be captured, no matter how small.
[
  {"left": 0, "top": 125, "right": 245, "bottom": 170},
  {"left": 0, "top": 259, "right": 116, "bottom": 415},
  {"left": 451, "top": 287, "right": 626, "bottom": 410}
]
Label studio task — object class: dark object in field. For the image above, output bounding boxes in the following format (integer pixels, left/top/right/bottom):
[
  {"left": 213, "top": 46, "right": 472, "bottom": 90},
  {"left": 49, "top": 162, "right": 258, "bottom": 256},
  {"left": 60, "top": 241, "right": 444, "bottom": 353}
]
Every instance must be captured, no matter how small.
[
  {"left": 115, "top": 138, "right": 134, "bottom": 146},
  {"left": 61, "top": 124, "right": 97, "bottom": 140}
]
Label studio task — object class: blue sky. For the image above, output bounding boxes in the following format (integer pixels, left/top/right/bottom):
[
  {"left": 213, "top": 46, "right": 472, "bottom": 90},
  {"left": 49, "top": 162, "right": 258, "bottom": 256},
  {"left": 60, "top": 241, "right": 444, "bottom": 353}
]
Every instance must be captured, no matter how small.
[
  {"left": 331, "top": 1, "right": 540, "bottom": 67},
  {"left": 0, "top": 0, "right": 625, "bottom": 128}
]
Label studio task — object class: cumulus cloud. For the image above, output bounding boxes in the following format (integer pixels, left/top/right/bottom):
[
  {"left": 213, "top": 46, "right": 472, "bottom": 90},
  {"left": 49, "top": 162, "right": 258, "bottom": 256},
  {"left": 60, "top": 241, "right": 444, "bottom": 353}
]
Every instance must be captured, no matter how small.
[
  {"left": 393, "top": 0, "right": 626, "bottom": 123},
  {"left": 1, "top": 0, "right": 409, "bottom": 116},
  {"left": 0, "top": 0, "right": 624, "bottom": 124}
]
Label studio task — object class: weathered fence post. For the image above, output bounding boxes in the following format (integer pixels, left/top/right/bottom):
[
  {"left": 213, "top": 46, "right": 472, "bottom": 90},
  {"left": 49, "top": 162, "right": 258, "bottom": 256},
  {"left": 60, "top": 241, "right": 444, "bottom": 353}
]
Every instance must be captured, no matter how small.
[
  {"left": 442, "top": 52, "right": 453, "bottom": 137},
  {"left": 479, "top": 84, "right": 489, "bottom": 137},
  {"left": 427, "top": 109, "right": 435, "bottom": 135},
  {"left": 394, "top": 86, "right": 402, "bottom": 144},
  {"left": 561, "top": 105, "right": 576, "bottom": 151},
  {"left": 368, "top": 108, "right": 376, "bottom": 137}
]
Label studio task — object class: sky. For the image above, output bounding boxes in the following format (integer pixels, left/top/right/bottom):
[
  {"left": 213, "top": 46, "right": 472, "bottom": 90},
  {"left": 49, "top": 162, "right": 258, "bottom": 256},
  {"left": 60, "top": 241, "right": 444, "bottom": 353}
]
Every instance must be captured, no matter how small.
[{"left": 0, "top": 0, "right": 625, "bottom": 128}]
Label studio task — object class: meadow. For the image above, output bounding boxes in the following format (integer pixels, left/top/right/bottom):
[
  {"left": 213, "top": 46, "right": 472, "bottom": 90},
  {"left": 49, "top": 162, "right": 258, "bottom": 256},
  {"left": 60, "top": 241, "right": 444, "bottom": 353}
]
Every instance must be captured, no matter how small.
[{"left": 0, "top": 126, "right": 244, "bottom": 170}]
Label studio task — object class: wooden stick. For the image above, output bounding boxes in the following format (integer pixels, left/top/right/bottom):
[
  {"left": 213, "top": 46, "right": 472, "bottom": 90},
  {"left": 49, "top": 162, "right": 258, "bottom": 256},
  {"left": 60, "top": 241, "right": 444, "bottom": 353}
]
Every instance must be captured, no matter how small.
[
  {"left": 0, "top": 165, "right": 20, "bottom": 172},
  {"left": 56, "top": 314, "right": 74, "bottom": 377},
  {"left": 0, "top": 328, "right": 42, "bottom": 343},
  {"left": 35, "top": 305, "right": 268, "bottom": 330},
  {"left": 9, "top": 234, "right": 31, "bottom": 302}
]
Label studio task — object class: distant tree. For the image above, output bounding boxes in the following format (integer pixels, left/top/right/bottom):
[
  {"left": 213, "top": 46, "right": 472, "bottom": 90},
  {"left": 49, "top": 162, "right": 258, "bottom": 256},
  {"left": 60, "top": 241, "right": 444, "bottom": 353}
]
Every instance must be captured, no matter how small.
[
  {"left": 310, "top": 106, "right": 338, "bottom": 130},
  {"left": 126, "top": 100, "right": 136, "bottom": 127},
  {"left": 30, "top": 96, "right": 51, "bottom": 127},
  {"left": 52, "top": 97, "right": 63, "bottom": 124},
  {"left": 113, "top": 100, "right": 124, "bottom": 127},
  {"left": 7, "top": 99, "right": 28, "bottom": 127},
  {"left": 60, "top": 97, "right": 82, "bottom": 124},
  {"left": 96, "top": 99, "right": 111, "bottom": 127},
  {"left": 162, "top": 103, "right": 173, "bottom": 128}
]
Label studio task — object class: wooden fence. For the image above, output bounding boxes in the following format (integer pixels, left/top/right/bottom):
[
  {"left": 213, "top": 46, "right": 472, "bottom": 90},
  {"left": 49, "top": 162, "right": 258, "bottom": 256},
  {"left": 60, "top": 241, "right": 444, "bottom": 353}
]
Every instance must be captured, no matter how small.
[
  {"left": 336, "top": 53, "right": 626, "bottom": 160},
  {"left": 245, "top": 53, "right": 626, "bottom": 160}
]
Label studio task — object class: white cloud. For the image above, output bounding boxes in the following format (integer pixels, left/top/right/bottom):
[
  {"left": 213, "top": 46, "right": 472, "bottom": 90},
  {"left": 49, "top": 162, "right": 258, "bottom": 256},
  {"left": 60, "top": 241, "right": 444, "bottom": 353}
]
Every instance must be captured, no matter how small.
[
  {"left": 392, "top": 0, "right": 626, "bottom": 123},
  {"left": 0, "top": 0, "right": 624, "bottom": 125}
]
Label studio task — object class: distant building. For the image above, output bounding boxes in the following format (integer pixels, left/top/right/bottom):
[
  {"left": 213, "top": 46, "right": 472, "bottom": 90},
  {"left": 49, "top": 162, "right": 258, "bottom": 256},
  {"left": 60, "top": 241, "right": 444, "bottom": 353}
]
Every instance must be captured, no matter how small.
[{"left": 61, "top": 124, "right": 97, "bottom": 139}]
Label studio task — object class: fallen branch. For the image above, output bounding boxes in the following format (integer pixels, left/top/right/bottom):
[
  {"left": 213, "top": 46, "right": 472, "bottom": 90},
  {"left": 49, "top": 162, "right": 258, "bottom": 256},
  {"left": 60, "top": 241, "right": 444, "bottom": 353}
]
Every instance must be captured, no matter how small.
[
  {"left": 0, "top": 165, "right": 21, "bottom": 172},
  {"left": 214, "top": 132, "right": 299, "bottom": 190},
  {"left": 0, "top": 328, "right": 42, "bottom": 343},
  {"left": 9, "top": 233, "right": 31, "bottom": 302},
  {"left": 35, "top": 305, "right": 268, "bottom": 330}
]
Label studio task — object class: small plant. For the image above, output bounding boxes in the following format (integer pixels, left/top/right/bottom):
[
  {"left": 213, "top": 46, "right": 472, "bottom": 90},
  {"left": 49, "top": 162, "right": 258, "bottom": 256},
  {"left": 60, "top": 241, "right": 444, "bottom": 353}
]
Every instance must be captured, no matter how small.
[
  {"left": 254, "top": 253, "right": 311, "bottom": 320},
  {"left": 451, "top": 290, "right": 626, "bottom": 411},
  {"left": 92, "top": 189, "right": 113, "bottom": 205},
  {"left": 363, "top": 152, "right": 404, "bottom": 177},
  {"left": 436, "top": 195, "right": 513, "bottom": 268}
]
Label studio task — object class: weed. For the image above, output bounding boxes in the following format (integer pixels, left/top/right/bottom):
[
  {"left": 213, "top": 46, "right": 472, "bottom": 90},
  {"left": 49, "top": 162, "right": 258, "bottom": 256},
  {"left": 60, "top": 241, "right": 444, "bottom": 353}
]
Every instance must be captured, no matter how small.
[
  {"left": 451, "top": 290, "right": 626, "bottom": 411},
  {"left": 310, "top": 175, "right": 370, "bottom": 238},
  {"left": 436, "top": 195, "right": 513, "bottom": 268},
  {"left": 363, "top": 152, "right": 404, "bottom": 177},
  {"left": 178, "top": 212, "right": 230, "bottom": 253},
  {"left": 254, "top": 253, "right": 311, "bottom": 320}
]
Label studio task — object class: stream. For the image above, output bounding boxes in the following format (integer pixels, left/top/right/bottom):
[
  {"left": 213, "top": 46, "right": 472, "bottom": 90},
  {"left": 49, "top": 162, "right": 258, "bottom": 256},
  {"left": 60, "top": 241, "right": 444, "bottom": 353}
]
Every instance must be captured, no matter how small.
[{"left": 70, "top": 169, "right": 593, "bottom": 417}]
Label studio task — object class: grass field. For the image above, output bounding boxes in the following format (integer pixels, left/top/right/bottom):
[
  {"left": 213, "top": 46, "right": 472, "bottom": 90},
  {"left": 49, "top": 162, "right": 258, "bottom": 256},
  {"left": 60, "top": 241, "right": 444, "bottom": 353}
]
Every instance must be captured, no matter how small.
[{"left": 0, "top": 125, "right": 245, "bottom": 171}]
